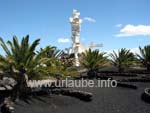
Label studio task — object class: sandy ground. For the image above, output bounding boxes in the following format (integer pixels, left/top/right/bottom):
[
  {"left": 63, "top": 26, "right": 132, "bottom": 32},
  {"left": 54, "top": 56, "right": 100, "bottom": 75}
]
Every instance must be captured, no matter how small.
[{"left": 13, "top": 82, "right": 150, "bottom": 113}]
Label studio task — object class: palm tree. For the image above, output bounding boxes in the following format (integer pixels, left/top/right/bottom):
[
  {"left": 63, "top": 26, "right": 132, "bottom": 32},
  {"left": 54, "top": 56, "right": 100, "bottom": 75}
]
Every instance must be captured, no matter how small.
[
  {"left": 0, "top": 35, "right": 52, "bottom": 101},
  {"left": 39, "top": 47, "right": 79, "bottom": 78},
  {"left": 110, "top": 48, "right": 135, "bottom": 72},
  {"left": 38, "top": 46, "right": 63, "bottom": 58},
  {"left": 38, "top": 46, "right": 63, "bottom": 67},
  {"left": 137, "top": 45, "right": 150, "bottom": 71},
  {"left": 80, "top": 49, "right": 107, "bottom": 77}
]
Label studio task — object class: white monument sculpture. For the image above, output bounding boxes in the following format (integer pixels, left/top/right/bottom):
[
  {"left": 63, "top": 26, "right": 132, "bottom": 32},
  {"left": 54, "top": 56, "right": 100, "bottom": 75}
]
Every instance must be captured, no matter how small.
[
  {"left": 68, "top": 10, "right": 103, "bottom": 66},
  {"left": 69, "top": 10, "right": 82, "bottom": 66}
]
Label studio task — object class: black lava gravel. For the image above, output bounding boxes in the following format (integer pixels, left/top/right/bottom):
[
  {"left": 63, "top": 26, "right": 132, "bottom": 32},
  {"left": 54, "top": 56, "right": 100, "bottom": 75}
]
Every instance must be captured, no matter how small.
[{"left": 14, "top": 82, "right": 150, "bottom": 113}]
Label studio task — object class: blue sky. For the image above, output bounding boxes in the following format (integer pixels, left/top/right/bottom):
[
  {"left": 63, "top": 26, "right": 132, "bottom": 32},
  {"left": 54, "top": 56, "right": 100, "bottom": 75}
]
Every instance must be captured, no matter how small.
[{"left": 0, "top": 0, "right": 150, "bottom": 54}]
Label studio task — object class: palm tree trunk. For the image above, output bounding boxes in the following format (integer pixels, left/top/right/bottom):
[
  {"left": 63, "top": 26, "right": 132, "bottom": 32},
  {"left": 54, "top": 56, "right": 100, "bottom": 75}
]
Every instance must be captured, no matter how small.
[
  {"left": 147, "top": 66, "right": 150, "bottom": 71},
  {"left": 87, "top": 69, "right": 97, "bottom": 78},
  {"left": 118, "top": 65, "right": 124, "bottom": 73},
  {"left": 11, "top": 73, "right": 29, "bottom": 101},
  {"left": 0, "top": 74, "right": 3, "bottom": 80}
]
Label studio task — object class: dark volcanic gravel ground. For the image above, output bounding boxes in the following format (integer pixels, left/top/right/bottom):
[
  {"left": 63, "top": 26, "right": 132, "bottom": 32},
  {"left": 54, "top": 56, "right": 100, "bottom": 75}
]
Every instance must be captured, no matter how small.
[{"left": 13, "top": 82, "right": 150, "bottom": 113}]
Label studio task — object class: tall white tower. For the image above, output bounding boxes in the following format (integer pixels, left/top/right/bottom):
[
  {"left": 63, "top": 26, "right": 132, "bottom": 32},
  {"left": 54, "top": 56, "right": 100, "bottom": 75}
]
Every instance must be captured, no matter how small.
[{"left": 69, "top": 10, "right": 82, "bottom": 66}]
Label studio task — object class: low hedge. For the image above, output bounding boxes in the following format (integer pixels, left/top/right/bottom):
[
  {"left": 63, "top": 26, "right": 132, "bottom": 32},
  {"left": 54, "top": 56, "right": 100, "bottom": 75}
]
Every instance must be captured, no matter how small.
[{"left": 97, "top": 73, "right": 138, "bottom": 77}]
